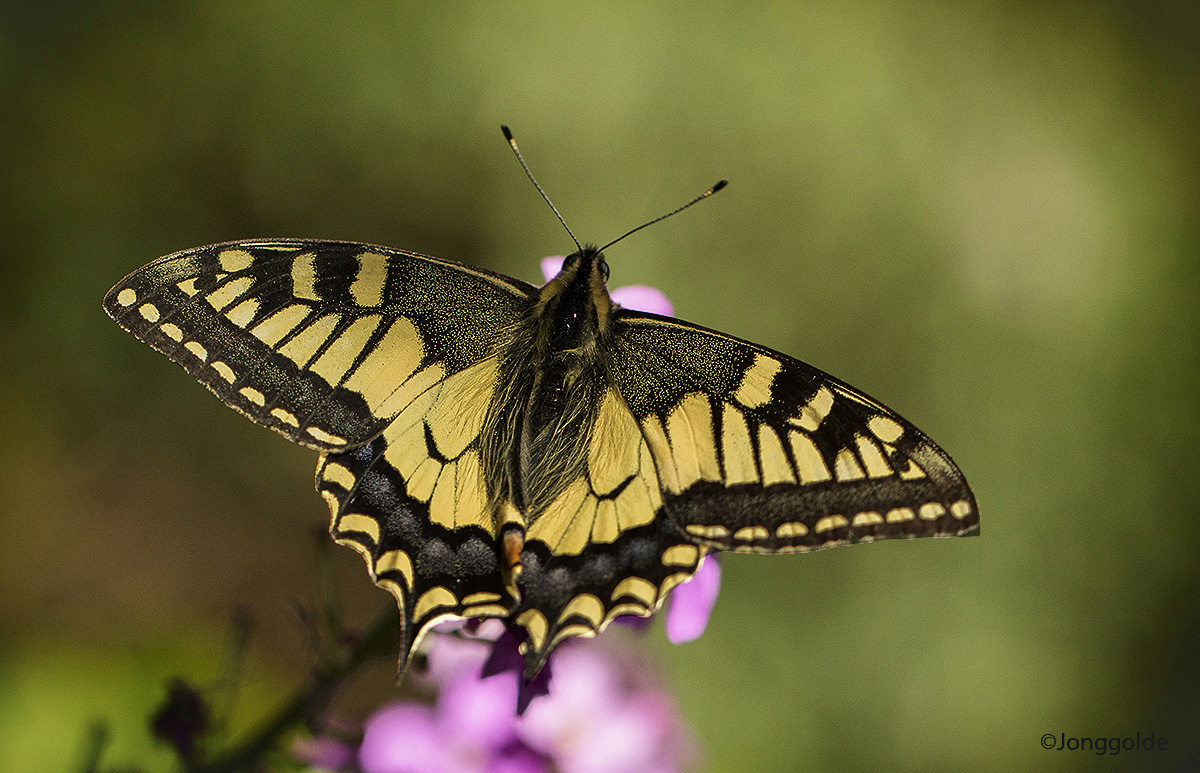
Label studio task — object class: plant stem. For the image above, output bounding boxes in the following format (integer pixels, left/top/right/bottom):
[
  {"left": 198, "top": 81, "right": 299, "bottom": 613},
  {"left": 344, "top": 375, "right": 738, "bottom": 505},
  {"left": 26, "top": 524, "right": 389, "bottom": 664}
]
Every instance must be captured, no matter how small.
[{"left": 194, "top": 604, "right": 399, "bottom": 773}]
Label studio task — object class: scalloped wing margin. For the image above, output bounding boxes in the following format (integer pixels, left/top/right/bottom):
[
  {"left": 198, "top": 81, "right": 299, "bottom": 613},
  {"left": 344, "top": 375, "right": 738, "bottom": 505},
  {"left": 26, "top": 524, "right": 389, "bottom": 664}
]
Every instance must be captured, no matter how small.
[{"left": 608, "top": 312, "right": 978, "bottom": 554}]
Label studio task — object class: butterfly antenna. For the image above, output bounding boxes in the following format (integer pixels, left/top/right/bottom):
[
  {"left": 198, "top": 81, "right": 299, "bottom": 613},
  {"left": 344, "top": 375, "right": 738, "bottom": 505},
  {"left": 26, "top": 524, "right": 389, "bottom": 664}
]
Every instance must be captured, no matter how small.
[
  {"left": 501, "top": 125, "right": 582, "bottom": 252},
  {"left": 598, "top": 179, "right": 727, "bottom": 253}
]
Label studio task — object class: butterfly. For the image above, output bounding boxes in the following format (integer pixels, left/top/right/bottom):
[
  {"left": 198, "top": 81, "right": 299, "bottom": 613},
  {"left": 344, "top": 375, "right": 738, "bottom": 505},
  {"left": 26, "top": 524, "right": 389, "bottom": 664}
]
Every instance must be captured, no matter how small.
[{"left": 103, "top": 129, "right": 978, "bottom": 679}]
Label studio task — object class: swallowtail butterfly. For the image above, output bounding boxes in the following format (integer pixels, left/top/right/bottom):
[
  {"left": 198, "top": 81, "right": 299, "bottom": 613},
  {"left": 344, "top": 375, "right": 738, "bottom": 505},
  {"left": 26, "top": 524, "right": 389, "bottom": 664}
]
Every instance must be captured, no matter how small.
[{"left": 104, "top": 129, "right": 977, "bottom": 678}]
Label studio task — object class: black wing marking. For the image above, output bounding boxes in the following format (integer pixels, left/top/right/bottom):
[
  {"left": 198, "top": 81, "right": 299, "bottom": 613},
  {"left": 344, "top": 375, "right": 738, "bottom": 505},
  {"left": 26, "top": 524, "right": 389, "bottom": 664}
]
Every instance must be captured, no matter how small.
[
  {"left": 103, "top": 239, "right": 535, "bottom": 451},
  {"left": 319, "top": 356, "right": 521, "bottom": 667},
  {"left": 510, "top": 386, "right": 704, "bottom": 677},
  {"left": 609, "top": 312, "right": 979, "bottom": 553}
]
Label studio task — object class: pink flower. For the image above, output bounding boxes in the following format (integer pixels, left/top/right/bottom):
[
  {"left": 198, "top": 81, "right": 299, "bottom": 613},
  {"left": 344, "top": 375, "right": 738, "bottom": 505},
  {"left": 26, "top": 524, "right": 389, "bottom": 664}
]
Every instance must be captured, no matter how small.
[
  {"left": 354, "top": 628, "right": 697, "bottom": 773},
  {"left": 358, "top": 690, "right": 549, "bottom": 773},
  {"left": 516, "top": 644, "right": 697, "bottom": 773},
  {"left": 357, "top": 628, "right": 548, "bottom": 773},
  {"left": 663, "top": 553, "right": 721, "bottom": 645},
  {"left": 358, "top": 703, "right": 447, "bottom": 773}
]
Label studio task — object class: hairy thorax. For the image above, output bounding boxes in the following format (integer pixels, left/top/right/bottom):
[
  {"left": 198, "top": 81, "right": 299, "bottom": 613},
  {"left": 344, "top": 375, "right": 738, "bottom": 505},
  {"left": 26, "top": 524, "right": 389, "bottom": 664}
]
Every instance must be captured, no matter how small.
[{"left": 480, "top": 248, "right": 615, "bottom": 522}]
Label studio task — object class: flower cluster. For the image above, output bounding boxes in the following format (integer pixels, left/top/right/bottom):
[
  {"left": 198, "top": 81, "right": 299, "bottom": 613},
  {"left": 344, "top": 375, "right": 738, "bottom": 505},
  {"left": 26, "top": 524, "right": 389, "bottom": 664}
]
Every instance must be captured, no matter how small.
[
  {"left": 297, "top": 556, "right": 720, "bottom": 773},
  {"left": 361, "top": 627, "right": 696, "bottom": 773}
]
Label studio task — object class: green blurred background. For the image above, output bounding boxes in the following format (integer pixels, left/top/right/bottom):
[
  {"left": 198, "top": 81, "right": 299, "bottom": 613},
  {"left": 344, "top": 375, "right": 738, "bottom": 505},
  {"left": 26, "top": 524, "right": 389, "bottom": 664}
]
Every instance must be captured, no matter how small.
[{"left": 2, "top": 1, "right": 1198, "bottom": 770}]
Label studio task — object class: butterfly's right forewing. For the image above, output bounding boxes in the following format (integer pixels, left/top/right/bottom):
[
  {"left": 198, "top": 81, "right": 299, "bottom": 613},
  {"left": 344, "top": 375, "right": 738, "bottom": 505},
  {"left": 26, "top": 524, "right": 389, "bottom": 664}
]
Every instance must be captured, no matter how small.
[{"left": 608, "top": 312, "right": 978, "bottom": 554}]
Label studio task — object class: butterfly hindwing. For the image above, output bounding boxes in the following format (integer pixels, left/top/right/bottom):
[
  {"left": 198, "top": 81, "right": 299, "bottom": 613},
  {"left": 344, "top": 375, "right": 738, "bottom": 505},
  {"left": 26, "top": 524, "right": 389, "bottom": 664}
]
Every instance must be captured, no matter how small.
[
  {"left": 102, "top": 239, "right": 535, "bottom": 451},
  {"left": 319, "top": 355, "right": 520, "bottom": 665},
  {"left": 609, "top": 312, "right": 979, "bottom": 553},
  {"left": 511, "top": 385, "right": 703, "bottom": 675}
]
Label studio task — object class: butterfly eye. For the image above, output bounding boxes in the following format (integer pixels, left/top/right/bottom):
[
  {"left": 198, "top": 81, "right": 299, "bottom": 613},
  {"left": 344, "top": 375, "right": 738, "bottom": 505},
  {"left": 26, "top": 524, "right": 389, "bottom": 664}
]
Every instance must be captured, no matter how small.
[{"left": 599, "top": 259, "right": 610, "bottom": 280}]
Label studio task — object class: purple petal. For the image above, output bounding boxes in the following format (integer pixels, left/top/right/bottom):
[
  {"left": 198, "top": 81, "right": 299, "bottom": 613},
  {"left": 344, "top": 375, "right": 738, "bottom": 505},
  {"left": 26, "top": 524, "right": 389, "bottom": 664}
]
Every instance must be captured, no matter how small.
[
  {"left": 612, "top": 613, "right": 652, "bottom": 632},
  {"left": 424, "top": 631, "right": 492, "bottom": 686},
  {"left": 292, "top": 735, "right": 355, "bottom": 771},
  {"left": 610, "top": 285, "right": 674, "bottom": 316},
  {"left": 149, "top": 679, "right": 208, "bottom": 761},
  {"left": 621, "top": 690, "right": 699, "bottom": 773},
  {"left": 516, "top": 646, "right": 622, "bottom": 757},
  {"left": 540, "top": 257, "right": 565, "bottom": 283},
  {"left": 554, "top": 691, "right": 675, "bottom": 773},
  {"left": 664, "top": 553, "right": 721, "bottom": 644},
  {"left": 481, "top": 627, "right": 553, "bottom": 713},
  {"left": 436, "top": 666, "right": 520, "bottom": 752},
  {"left": 480, "top": 627, "right": 525, "bottom": 678},
  {"left": 519, "top": 646, "right": 695, "bottom": 773},
  {"left": 358, "top": 702, "right": 447, "bottom": 773},
  {"left": 488, "top": 743, "right": 552, "bottom": 773}
]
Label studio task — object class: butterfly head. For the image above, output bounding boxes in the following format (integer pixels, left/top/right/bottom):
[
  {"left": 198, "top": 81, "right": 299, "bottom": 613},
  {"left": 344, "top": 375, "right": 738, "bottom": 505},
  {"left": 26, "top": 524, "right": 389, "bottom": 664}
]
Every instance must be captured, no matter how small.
[{"left": 536, "top": 245, "right": 614, "bottom": 352}]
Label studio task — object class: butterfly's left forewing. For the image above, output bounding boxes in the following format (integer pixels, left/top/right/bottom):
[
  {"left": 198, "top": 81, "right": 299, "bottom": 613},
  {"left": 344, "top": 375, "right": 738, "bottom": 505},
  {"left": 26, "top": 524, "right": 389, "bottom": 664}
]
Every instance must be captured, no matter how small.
[
  {"left": 103, "top": 239, "right": 534, "bottom": 450},
  {"left": 609, "top": 312, "right": 978, "bottom": 554},
  {"left": 104, "top": 239, "right": 540, "bottom": 667}
]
